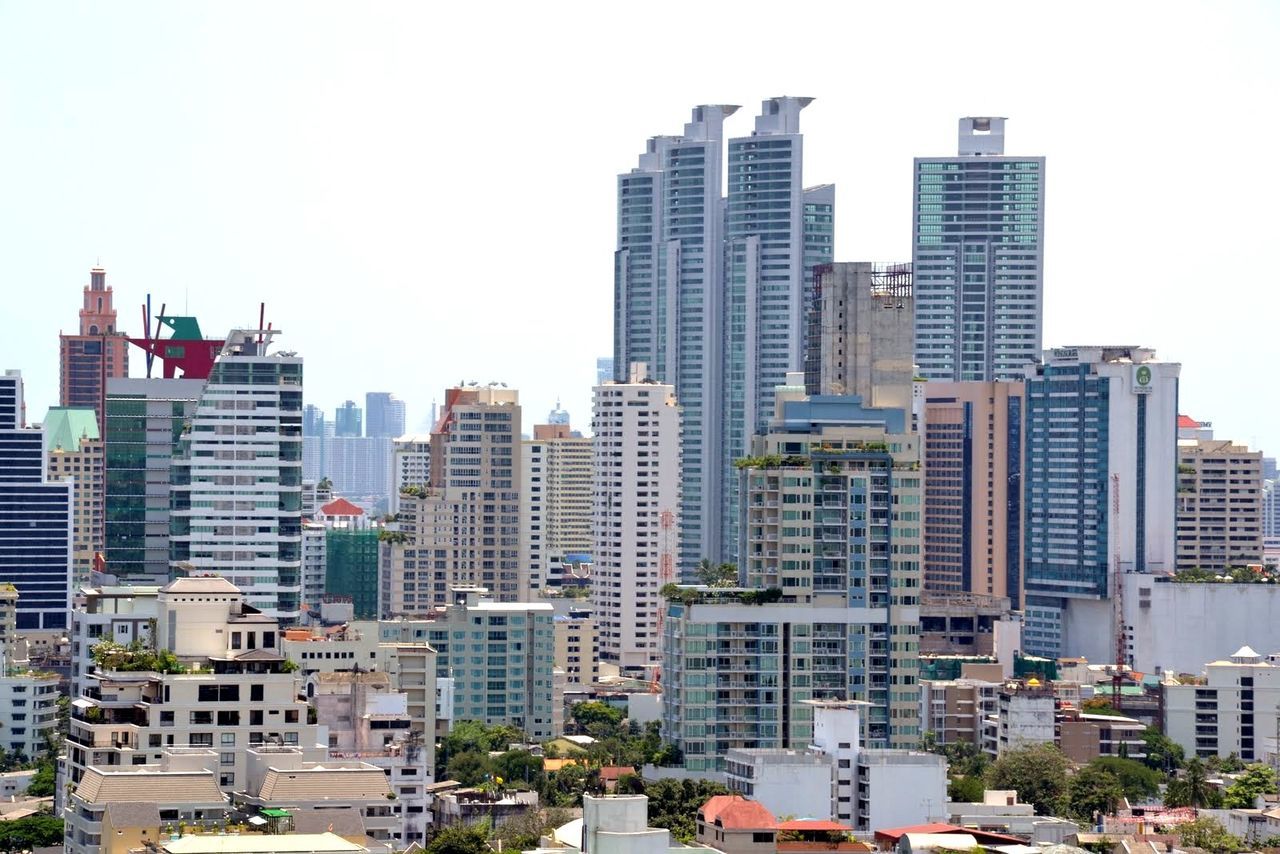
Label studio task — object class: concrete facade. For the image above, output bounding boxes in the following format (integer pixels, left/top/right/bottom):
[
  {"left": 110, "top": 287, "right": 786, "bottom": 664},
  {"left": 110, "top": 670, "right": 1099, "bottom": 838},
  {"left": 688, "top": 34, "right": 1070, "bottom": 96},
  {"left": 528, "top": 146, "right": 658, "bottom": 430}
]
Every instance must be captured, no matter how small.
[
  {"left": 520, "top": 424, "right": 592, "bottom": 596},
  {"left": 1176, "top": 438, "right": 1264, "bottom": 571},
  {"left": 1163, "top": 646, "right": 1280, "bottom": 762},
  {"left": 44, "top": 406, "right": 105, "bottom": 589},
  {"left": 921, "top": 382, "right": 1025, "bottom": 605},
  {"left": 592, "top": 367, "right": 680, "bottom": 674}
]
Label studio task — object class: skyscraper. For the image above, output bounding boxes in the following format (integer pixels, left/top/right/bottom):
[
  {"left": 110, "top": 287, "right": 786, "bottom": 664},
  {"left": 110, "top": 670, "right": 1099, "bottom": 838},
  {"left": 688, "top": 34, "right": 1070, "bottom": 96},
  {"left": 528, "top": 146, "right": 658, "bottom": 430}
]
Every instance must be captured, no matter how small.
[
  {"left": 520, "top": 423, "right": 592, "bottom": 597},
  {"left": 591, "top": 365, "right": 681, "bottom": 674},
  {"left": 169, "top": 329, "right": 304, "bottom": 619},
  {"left": 44, "top": 407, "right": 104, "bottom": 589},
  {"left": 302, "top": 404, "right": 326, "bottom": 482},
  {"left": 0, "top": 371, "right": 73, "bottom": 630},
  {"left": 381, "top": 384, "right": 522, "bottom": 613},
  {"left": 1022, "top": 346, "right": 1179, "bottom": 661},
  {"left": 365, "top": 392, "right": 406, "bottom": 438},
  {"left": 334, "top": 400, "right": 363, "bottom": 437},
  {"left": 614, "top": 99, "right": 832, "bottom": 567},
  {"left": 913, "top": 118, "right": 1045, "bottom": 382},
  {"left": 59, "top": 266, "right": 129, "bottom": 431}
]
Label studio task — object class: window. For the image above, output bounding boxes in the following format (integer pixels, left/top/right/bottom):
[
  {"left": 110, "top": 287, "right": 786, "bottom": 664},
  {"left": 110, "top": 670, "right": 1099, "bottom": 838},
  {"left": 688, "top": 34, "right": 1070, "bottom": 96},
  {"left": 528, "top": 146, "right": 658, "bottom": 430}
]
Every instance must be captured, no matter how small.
[
  {"left": 220, "top": 752, "right": 235, "bottom": 766},
  {"left": 250, "top": 684, "right": 264, "bottom": 702},
  {"left": 189, "top": 733, "right": 213, "bottom": 747},
  {"left": 221, "top": 733, "right": 235, "bottom": 746},
  {"left": 231, "top": 632, "right": 242, "bottom": 650}
]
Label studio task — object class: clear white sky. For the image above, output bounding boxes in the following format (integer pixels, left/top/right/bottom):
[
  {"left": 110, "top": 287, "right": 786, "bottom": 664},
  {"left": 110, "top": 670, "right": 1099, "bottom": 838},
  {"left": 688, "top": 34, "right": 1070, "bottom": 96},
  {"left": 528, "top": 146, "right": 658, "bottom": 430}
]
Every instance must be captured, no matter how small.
[{"left": 1, "top": 2, "right": 1277, "bottom": 454}]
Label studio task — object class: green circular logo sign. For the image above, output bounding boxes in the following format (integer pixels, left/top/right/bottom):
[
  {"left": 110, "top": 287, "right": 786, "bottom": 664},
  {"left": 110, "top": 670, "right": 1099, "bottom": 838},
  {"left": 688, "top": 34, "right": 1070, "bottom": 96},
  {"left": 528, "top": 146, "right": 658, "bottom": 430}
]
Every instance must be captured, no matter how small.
[{"left": 1136, "top": 366, "right": 1152, "bottom": 386}]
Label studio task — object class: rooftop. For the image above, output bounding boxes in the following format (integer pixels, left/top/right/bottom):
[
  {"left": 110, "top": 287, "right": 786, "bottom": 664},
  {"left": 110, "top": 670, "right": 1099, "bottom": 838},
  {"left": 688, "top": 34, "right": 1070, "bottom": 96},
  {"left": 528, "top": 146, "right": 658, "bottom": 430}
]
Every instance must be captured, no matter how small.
[
  {"left": 319, "top": 498, "right": 364, "bottom": 518},
  {"left": 75, "top": 767, "right": 227, "bottom": 806},
  {"left": 700, "top": 795, "right": 777, "bottom": 830},
  {"left": 159, "top": 832, "right": 366, "bottom": 854},
  {"left": 162, "top": 576, "right": 241, "bottom": 595}
]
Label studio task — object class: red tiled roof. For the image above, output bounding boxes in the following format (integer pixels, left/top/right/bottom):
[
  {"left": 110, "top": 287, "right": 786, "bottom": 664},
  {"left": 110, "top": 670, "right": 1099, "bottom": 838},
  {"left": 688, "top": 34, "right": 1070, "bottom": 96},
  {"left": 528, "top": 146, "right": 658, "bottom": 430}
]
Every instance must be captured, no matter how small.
[
  {"left": 1177, "top": 415, "right": 1201, "bottom": 429},
  {"left": 700, "top": 795, "right": 778, "bottom": 830},
  {"left": 873, "top": 823, "right": 1024, "bottom": 845},
  {"left": 320, "top": 497, "right": 364, "bottom": 517},
  {"left": 598, "top": 766, "right": 636, "bottom": 781},
  {"left": 778, "top": 820, "right": 851, "bottom": 832}
]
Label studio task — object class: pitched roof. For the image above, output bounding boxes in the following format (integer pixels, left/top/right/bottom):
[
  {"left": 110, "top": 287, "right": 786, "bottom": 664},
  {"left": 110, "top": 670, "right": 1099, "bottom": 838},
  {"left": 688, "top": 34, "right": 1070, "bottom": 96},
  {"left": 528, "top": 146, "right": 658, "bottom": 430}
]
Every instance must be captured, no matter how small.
[
  {"left": 320, "top": 498, "right": 364, "bottom": 517},
  {"left": 1177, "top": 415, "right": 1201, "bottom": 429},
  {"left": 256, "top": 766, "right": 392, "bottom": 801},
  {"left": 291, "top": 808, "right": 367, "bottom": 837},
  {"left": 104, "top": 802, "right": 163, "bottom": 829},
  {"left": 873, "top": 823, "right": 1024, "bottom": 845},
  {"left": 598, "top": 765, "right": 637, "bottom": 781},
  {"left": 700, "top": 795, "right": 778, "bottom": 830},
  {"left": 162, "top": 575, "right": 240, "bottom": 594},
  {"left": 75, "top": 768, "right": 228, "bottom": 806},
  {"left": 778, "top": 820, "right": 851, "bottom": 832},
  {"left": 160, "top": 833, "right": 366, "bottom": 854},
  {"left": 43, "top": 407, "right": 100, "bottom": 452}
]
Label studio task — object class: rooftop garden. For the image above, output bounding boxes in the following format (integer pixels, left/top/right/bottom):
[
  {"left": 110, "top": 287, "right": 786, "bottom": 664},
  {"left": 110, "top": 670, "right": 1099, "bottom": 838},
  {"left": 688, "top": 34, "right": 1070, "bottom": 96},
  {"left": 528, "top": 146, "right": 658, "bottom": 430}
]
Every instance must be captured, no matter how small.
[
  {"left": 660, "top": 583, "right": 784, "bottom": 606},
  {"left": 89, "top": 639, "right": 187, "bottom": 674},
  {"left": 1170, "top": 565, "right": 1280, "bottom": 584}
]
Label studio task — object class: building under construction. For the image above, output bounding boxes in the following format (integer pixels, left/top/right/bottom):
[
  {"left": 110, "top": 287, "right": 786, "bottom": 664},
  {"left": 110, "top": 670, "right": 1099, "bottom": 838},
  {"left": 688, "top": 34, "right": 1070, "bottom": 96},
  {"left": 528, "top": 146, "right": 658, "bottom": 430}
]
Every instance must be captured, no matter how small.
[{"left": 804, "top": 262, "right": 914, "bottom": 412}]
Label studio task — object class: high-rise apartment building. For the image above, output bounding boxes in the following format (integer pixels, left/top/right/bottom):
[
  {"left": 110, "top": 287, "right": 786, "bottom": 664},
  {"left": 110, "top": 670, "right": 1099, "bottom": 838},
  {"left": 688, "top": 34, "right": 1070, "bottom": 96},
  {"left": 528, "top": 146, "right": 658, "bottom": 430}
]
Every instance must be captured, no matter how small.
[
  {"left": 804, "top": 262, "right": 914, "bottom": 411},
  {"left": 1022, "top": 347, "right": 1179, "bottom": 662},
  {"left": 0, "top": 371, "right": 73, "bottom": 630},
  {"left": 1164, "top": 646, "right": 1280, "bottom": 762},
  {"left": 1176, "top": 437, "right": 1263, "bottom": 571},
  {"left": 592, "top": 366, "right": 681, "bottom": 674},
  {"left": 334, "top": 400, "right": 363, "bottom": 437},
  {"left": 169, "top": 330, "right": 304, "bottom": 619},
  {"left": 720, "top": 98, "right": 834, "bottom": 561},
  {"left": 615, "top": 100, "right": 833, "bottom": 566},
  {"left": 921, "top": 382, "right": 1025, "bottom": 605},
  {"left": 735, "top": 375, "right": 921, "bottom": 747},
  {"left": 391, "top": 434, "right": 431, "bottom": 515},
  {"left": 366, "top": 392, "right": 406, "bottom": 438},
  {"left": 59, "top": 266, "right": 129, "bottom": 430},
  {"left": 326, "top": 435, "right": 394, "bottom": 502},
  {"left": 913, "top": 118, "right": 1045, "bottom": 383},
  {"left": 103, "top": 377, "right": 205, "bottom": 584},
  {"left": 520, "top": 424, "right": 592, "bottom": 597},
  {"left": 381, "top": 385, "right": 521, "bottom": 613},
  {"left": 596, "top": 357, "right": 614, "bottom": 386},
  {"left": 44, "top": 407, "right": 105, "bottom": 589}
]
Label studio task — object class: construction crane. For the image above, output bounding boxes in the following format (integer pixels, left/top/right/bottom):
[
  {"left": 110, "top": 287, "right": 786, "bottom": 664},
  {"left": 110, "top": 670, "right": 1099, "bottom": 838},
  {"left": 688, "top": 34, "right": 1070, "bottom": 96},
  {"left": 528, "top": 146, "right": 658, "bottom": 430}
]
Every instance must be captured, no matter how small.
[
  {"left": 651, "top": 509, "right": 678, "bottom": 693},
  {"left": 1112, "top": 473, "right": 1126, "bottom": 711}
]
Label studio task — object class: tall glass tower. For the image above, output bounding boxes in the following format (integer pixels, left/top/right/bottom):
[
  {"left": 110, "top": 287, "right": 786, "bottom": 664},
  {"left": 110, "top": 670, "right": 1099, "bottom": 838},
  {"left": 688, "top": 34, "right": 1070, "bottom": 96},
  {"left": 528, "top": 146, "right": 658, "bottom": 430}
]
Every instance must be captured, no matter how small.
[
  {"left": 615, "top": 105, "right": 737, "bottom": 568},
  {"left": 913, "top": 117, "right": 1045, "bottom": 381},
  {"left": 722, "top": 98, "right": 831, "bottom": 560}
]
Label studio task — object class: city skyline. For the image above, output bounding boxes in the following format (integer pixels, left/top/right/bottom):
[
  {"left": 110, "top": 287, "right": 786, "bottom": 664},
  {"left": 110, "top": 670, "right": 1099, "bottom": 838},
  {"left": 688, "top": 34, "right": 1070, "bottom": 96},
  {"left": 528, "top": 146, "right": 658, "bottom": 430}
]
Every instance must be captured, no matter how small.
[{"left": 1, "top": 3, "right": 1277, "bottom": 459}]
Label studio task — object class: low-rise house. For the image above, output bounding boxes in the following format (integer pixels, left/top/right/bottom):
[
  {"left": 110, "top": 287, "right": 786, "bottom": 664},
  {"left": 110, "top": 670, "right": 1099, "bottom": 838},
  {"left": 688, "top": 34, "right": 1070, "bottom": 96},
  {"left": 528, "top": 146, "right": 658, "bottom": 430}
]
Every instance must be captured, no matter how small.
[{"left": 431, "top": 783, "right": 538, "bottom": 830}]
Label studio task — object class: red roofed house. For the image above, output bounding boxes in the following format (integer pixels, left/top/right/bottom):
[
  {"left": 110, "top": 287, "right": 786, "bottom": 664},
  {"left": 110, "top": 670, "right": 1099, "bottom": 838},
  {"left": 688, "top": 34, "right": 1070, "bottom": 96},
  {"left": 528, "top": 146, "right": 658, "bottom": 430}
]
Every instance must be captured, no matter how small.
[
  {"left": 597, "top": 765, "right": 637, "bottom": 793},
  {"left": 872, "top": 823, "right": 1025, "bottom": 851},
  {"left": 697, "top": 795, "right": 779, "bottom": 854},
  {"left": 317, "top": 497, "right": 365, "bottom": 523}
]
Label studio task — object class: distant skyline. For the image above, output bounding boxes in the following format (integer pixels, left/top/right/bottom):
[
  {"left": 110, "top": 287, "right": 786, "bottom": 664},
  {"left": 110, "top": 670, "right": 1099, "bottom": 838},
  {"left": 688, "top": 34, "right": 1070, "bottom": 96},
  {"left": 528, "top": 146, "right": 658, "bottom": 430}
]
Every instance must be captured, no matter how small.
[{"left": 1, "top": 2, "right": 1277, "bottom": 455}]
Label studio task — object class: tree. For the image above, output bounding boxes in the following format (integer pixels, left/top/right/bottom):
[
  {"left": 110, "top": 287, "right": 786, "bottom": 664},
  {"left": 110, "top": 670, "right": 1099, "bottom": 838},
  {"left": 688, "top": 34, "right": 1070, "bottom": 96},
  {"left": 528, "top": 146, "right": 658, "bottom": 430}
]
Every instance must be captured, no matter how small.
[
  {"left": 493, "top": 750, "right": 545, "bottom": 791},
  {"left": 1089, "top": 757, "right": 1162, "bottom": 802},
  {"left": 1223, "top": 763, "right": 1278, "bottom": 809},
  {"left": 24, "top": 758, "right": 56, "bottom": 797},
  {"left": 542, "top": 763, "right": 588, "bottom": 808},
  {"left": 1139, "top": 727, "right": 1184, "bottom": 772},
  {"left": 985, "top": 744, "right": 1070, "bottom": 816},
  {"left": 1178, "top": 816, "right": 1244, "bottom": 853},
  {"left": 424, "top": 823, "right": 490, "bottom": 854},
  {"left": 695, "top": 559, "right": 738, "bottom": 587},
  {"left": 490, "top": 808, "right": 574, "bottom": 852},
  {"left": 1164, "top": 757, "right": 1219, "bottom": 809},
  {"left": 1066, "top": 764, "right": 1126, "bottom": 822},
  {"left": 437, "top": 720, "right": 524, "bottom": 778},
  {"left": 638, "top": 778, "right": 731, "bottom": 843},
  {"left": 949, "top": 775, "right": 986, "bottom": 803},
  {"left": 0, "top": 815, "right": 64, "bottom": 854},
  {"left": 571, "top": 701, "right": 624, "bottom": 733},
  {"left": 445, "top": 750, "right": 493, "bottom": 787}
]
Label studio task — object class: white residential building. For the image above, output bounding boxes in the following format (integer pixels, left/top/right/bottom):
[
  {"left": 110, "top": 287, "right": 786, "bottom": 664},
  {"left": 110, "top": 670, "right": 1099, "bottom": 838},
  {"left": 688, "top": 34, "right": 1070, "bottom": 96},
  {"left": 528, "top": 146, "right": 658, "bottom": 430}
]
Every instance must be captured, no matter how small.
[
  {"left": 520, "top": 424, "right": 592, "bottom": 597},
  {"left": 553, "top": 611, "right": 599, "bottom": 688},
  {"left": 64, "top": 577, "right": 322, "bottom": 798},
  {"left": 1164, "top": 646, "right": 1280, "bottom": 763},
  {"left": 391, "top": 434, "right": 431, "bottom": 515},
  {"left": 0, "top": 669, "right": 60, "bottom": 759},
  {"left": 982, "top": 683, "right": 1056, "bottom": 757},
  {"left": 301, "top": 521, "right": 327, "bottom": 608},
  {"left": 168, "top": 329, "right": 304, "bottom": 619},
  {"left": 591, "top": 364, "right": 680, "bottom": 675},
  {"left": 70, "top": 583, "right": 160, "bottom": 699}
]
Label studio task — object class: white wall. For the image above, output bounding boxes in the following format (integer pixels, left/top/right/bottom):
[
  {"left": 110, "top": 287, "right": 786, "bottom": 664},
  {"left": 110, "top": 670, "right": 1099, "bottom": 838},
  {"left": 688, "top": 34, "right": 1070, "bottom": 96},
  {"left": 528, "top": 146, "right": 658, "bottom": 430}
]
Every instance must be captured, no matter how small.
[
  {"left": 1126, "top": 577, "right": 1280, "bottom": 674},
  {"left": 861, "top": 755, "right": 947, "bottom": 831}
]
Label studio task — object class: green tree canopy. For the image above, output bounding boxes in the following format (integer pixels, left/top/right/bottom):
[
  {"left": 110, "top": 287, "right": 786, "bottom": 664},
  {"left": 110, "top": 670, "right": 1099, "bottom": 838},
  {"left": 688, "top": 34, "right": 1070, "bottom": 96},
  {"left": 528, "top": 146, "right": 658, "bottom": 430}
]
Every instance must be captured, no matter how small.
[
  {"left": 1088, "top": 757, "right": 1162, "bottom": 802},
  {"left": 0, "top": 815, "right": 65, "bottom": 854},
  {"left": 948, "top": 775, "right": 986, "bottom": 803},
  {"left": 1223, "top": 763, "right": 1278, "bottom": 809},
  {"left": 571, "top": 701, "right": 624, "bottom": 732},
  {"left": 985, "top": 743, "right": 1070, "bottom": 816},
  {"left": 1065, "top": 764, "right": 1126, "bottom": 822},
  {"left": 493, "top": 750, "right": 545, "bottom": 791},
  {"left": 1178, "top": 816, "right": 1244, "bottom": 852},
  {"left": 424, "top": 823, "right": 490, "bottom": 854},
  {"left": 1164, "top": 757, "right": 1220, "bottom": 809},
  {"left": 445, "top": 750, "right": 493, "bottom": 787},
  {"left": 633, "top": 778, "right": 731, "bottom": 843},
  {"left": 1139, "top": 728, "right": 1184, "bottom": 771}
]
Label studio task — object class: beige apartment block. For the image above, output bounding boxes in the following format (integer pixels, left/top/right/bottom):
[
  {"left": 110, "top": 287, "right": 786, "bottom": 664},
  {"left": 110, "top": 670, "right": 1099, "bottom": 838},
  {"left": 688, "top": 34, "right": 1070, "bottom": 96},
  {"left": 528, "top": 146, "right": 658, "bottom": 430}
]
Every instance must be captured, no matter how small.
[
  {"left": 921, "top": 381, "right": 1026, "bottom": 605},
  {"left": 1176, "top": 438, "right": 1264, "bottom": 571},
  {"left": 44, "top": 406, "right": 105, "bottom": 588},
  {"left": 520, "top": 424, "right": 592, "bottom": 596}
]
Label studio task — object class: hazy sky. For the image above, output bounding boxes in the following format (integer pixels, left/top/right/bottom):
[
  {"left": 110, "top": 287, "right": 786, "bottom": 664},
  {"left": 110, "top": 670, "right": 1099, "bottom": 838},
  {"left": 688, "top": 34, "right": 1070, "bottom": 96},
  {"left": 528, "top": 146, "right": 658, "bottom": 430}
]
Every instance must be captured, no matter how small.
[{"left": 2, "top": 2, "right": 1277, "bottom": 454}]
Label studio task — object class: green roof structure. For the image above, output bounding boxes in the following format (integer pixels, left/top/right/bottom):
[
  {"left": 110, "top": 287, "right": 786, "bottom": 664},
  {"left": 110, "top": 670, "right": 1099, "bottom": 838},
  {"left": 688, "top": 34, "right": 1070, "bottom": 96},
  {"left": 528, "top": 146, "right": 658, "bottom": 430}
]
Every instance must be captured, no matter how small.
[{"left": 44, "top": 406, "right": 100, "bottom": 453}]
